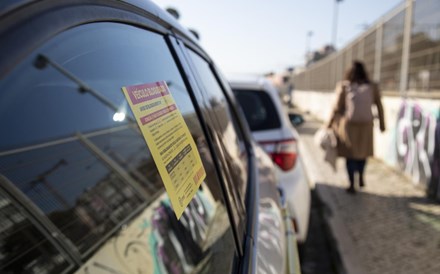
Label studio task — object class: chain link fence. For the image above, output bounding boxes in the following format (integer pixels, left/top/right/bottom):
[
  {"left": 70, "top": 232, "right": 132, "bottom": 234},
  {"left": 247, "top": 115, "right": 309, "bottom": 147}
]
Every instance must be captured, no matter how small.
[{"left": 294, "top": 0, "right": 440, "bottom": 96}]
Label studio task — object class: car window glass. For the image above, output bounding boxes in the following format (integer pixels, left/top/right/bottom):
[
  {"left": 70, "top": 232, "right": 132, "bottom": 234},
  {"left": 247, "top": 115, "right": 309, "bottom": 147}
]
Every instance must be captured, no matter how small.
[
  {"left": 186, "top": 50, "right": 249, "bottom": 201},
  {"left": 0, "top": 189, "right": 73, "bottom": 273},
  {"left": 233, "top": 89, "right": 281, "bottom": 131},
  {"left": 0, "top": 23, "right": 236, "bottom": 274}
]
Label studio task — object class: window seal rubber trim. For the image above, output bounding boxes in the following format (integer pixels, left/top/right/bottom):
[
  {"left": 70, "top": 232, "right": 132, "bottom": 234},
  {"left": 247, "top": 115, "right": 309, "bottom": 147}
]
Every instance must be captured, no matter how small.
[{"left": 165, "top": 35, "right": 245, "bottom": 259}]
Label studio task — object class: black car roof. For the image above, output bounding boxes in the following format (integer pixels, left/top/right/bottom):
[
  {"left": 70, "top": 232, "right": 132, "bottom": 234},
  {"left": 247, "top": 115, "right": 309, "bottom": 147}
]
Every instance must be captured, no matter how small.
[
  {"left": 0, "top": 0, "right": 200, "bottom": 47},
  {"left": 0, "top": 0, "right": 210, "bottom": 78}
]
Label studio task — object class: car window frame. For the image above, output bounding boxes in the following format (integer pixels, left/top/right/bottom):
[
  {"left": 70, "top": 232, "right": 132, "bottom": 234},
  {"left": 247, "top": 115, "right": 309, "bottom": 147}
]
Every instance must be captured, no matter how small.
[
  {"left": 208, "top": 62, "right": 259, "bottom": 274},
  {"left": 183, "top": 47, "right": 251, "bottom": 204},
  {"left": 167, "top": 37, "right": 247, "bottom": 257},
  {"left": 173, "top": 41, "right": 259, "bottom": 272}
]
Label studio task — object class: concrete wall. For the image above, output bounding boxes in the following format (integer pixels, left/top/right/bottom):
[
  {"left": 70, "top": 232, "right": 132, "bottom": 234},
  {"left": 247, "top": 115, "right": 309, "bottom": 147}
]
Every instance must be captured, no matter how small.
[{"left": 293, "top": 90, "right": 440, "bottom": 198}]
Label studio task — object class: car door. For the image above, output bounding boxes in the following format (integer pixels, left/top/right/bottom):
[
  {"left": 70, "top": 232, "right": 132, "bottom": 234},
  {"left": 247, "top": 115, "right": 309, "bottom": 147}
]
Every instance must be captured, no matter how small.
[{"left": 0, "top": 1, "right": 243, "bottom": 273}]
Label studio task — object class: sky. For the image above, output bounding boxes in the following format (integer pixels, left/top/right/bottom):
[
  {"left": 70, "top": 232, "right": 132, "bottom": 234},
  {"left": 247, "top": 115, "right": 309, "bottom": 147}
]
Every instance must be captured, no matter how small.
[{"left": 152, "top": 0, "right": 403, "bottom": 75}]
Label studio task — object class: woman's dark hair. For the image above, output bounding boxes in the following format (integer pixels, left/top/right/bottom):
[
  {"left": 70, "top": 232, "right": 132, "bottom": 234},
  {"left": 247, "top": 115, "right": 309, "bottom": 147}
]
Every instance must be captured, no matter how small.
[{"left": 344, "top": 60, "right": 370, "bottom": 84}]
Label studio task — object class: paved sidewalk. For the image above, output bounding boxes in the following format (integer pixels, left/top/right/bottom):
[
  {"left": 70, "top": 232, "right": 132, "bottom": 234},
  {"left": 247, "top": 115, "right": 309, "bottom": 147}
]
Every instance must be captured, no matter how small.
[{"left": 297, "top": 113, "right": 440, "bottom": 274}]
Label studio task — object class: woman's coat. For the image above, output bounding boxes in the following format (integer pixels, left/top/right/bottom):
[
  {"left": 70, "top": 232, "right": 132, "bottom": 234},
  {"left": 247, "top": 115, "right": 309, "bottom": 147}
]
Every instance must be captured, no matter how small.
[{"left": 327, "top": 81, "right": 386, "bottom": 159}]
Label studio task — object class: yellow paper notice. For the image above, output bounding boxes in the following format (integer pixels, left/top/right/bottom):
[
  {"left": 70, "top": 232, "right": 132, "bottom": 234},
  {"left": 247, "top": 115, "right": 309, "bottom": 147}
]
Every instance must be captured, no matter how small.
[{"left": 122, "top": 81, "right": 206, "bottom": 219}]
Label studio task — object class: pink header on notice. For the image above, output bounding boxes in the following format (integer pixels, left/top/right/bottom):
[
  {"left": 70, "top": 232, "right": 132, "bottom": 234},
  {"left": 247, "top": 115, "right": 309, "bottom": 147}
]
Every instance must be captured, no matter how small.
[
  {"left": 140, "top": 104, "right": 177, "bottom": 125},
  {"left": 125, "top": 81, "right": 170, "bottom": 105}
]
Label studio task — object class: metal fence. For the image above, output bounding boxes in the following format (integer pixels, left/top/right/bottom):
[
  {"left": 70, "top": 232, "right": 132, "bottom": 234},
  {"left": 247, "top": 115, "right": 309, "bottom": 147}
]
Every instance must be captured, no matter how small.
[{"left": 294, "top": 0, "right": 440, "bottom": 95}]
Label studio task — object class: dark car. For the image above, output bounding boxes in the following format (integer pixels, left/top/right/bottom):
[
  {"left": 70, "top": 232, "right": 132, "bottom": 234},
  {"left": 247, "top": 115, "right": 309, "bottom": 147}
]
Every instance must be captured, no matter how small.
[{"left": 0, "top": 1, "right": 300, "bottom": 273}]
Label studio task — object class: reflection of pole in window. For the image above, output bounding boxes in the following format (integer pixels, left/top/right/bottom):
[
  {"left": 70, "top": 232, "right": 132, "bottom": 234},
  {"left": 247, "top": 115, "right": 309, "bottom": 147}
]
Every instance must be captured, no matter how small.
[
  {"left": 34, "top": 54, "right": 134, "bottom": 123},
  {"left": 26, "top": 159, "right": 70, "bottom": 209}
]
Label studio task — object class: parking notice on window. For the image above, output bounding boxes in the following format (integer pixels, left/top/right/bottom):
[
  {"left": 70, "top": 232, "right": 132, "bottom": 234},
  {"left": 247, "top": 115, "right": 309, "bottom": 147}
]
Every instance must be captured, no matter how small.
[{"left": 122, "top": 81, "right": 206, "bottom": 219}]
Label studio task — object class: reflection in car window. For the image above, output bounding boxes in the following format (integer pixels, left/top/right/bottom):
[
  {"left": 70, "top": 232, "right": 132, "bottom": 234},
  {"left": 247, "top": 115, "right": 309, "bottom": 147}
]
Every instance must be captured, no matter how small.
[
  {"left": 186, "top": 50, "right": 249, "bottom": 243},
  {"left": 0, "top": 23, "right": 236, "bottom": 273},
  {"left": 186, "top": 51, "right": 249, "bottom": 200},
  {"left": 0, "top": 189, "right": 72, "bottom": 273},
  {"left": 233, "top": 89, "right": 281, "bottom": 131}
]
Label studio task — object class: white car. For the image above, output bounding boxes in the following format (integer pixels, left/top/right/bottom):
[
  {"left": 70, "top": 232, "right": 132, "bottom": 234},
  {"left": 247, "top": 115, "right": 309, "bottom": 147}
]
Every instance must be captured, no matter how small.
[{"left": 230, "top": 77, "right": 311, "bottom": 243}]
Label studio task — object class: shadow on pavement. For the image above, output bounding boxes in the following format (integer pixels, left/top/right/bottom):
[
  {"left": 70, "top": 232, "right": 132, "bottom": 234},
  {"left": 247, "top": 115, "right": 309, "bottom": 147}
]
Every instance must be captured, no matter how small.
[{"left": 299, "top": 189, "right": 341, "bottom": 274}]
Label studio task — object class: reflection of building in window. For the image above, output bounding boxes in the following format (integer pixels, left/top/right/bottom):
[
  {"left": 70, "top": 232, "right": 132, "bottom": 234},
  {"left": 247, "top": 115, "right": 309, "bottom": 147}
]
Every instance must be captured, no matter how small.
[
  {"left": 48, "top": 171, "right": 143, "bottom": 252},
  {"left": 0, "top": 191, "right": 71, "bottom": 273},
  {"left": 0, "top": 126, "right": 159, "bottom": 255},
  {"left": 0, "top": 108, "right": 236, "bottom": 274}
]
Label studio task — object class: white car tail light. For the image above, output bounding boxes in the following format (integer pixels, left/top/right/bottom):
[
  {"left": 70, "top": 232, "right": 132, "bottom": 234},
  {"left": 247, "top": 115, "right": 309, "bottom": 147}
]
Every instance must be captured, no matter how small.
[{"left": 259, "top": 139, "right": 298, "bottom": 171}]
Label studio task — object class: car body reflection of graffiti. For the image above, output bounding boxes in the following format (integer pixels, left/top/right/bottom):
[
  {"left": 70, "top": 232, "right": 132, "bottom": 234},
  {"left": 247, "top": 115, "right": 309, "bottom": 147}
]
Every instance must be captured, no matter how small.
[
  {"left": 75, "top": 189, "right": 218, "bottom": 274},
  {"left": 149, "top": 193, "right": 209, "bottom": 274},
  {"left": 256, "top": 198, "right": 285, "bottom": 274},
  {"left": 396, "top": 102, "right": 439, "bottom": 193}
]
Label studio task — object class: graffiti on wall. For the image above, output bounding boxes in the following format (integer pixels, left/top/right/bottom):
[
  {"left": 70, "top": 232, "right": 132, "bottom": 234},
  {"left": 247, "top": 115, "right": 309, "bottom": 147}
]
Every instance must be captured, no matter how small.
[{"left": 395, "top": 101, "right": 439, "bottom": 198}]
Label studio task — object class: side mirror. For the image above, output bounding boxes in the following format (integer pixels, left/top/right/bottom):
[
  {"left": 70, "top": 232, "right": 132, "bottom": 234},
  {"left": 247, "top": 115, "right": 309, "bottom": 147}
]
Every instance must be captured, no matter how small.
[{"left": 288, "top": 113, "right": 304, "bottom": 127}]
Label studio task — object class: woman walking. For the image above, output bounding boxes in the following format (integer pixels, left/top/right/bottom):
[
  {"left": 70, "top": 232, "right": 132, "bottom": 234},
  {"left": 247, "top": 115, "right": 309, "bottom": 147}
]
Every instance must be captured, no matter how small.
[{"left": 327, "top": 61, "right": 385, "bottom": 193}]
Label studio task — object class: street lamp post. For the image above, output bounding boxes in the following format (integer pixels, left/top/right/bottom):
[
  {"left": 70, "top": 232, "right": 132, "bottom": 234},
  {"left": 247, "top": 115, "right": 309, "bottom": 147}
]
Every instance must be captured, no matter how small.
[
  {"left": 332, "top": 0, "right": 343, "bottom": 48},
  {"left": 306, "top": 31, "right": 313, "bottom": 65}
]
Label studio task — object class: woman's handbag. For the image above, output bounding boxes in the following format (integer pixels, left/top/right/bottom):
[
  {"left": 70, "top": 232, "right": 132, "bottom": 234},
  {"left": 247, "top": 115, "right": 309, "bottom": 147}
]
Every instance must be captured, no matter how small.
[{"left": 314, "top": 127, "right": 338, "bottom": 171}]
